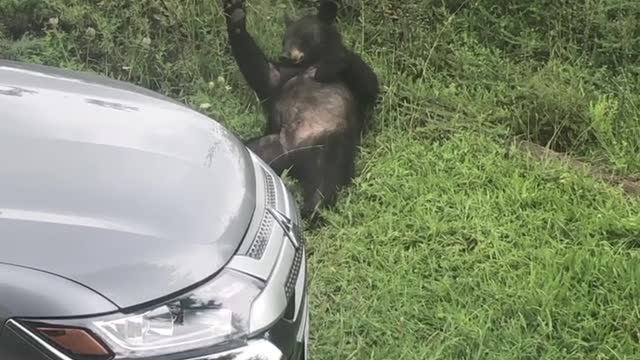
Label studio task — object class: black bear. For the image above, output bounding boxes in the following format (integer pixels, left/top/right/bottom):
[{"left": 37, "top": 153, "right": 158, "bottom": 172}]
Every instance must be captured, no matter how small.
[{"left": 222, "top": 0, "right": 380, "bottom": 220}]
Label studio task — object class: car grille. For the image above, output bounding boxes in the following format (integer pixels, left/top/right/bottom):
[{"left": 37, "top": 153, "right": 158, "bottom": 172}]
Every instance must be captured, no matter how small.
[
  {"left": 246, "top": 211, "right": 273, "bottom": 259},
  {"left": 245, "top": 163, "right": 304, "bottom": 301},
  {"left": 264, "top": 168, "right": 277, "bottom": 208},
  {"left": 284, "top": 226, "right": 305, "bottom": 300},
  {"left": 247, "top": 168, "right": 277, "bottom": 259}
]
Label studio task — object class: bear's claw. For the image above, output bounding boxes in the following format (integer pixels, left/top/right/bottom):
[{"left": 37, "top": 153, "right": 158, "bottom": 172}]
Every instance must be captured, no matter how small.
[
  {"left": 222, "top": 0, "right": 246, "bottom": 28},
  {"left": 222, "top": 0, "right": 244, "bottom": 15}
]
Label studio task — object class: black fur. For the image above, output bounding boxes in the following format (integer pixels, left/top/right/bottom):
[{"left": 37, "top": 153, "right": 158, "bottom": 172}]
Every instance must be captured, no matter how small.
[{"left": 222, "top": 0, "right": 379, "bottom": 220}]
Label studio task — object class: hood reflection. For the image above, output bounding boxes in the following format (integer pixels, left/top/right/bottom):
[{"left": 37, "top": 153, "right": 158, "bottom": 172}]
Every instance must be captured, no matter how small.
[
  {"left": 0, "top": 86, "right": 37, "bottom": 97},
  {"left": 86, "top": 98, "right": 139, "bottom": 112}
]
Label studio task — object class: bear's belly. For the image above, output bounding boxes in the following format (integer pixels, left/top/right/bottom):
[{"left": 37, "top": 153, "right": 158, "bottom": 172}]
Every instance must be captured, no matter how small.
[{"left": 275, "top": 76, "right": 355, "bottom": 149}]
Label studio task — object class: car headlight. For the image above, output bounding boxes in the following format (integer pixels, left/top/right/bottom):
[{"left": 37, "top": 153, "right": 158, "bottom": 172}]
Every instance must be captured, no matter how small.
[{"left": 21, "top": 269, "right": 264, "bottom": 359}]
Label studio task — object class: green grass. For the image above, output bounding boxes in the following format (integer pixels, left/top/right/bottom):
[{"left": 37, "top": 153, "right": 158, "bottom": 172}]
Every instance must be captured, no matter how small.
[
  {"left": 310, "top": 130, "right": 640, "bottom": 358},
  {"left": 2, "top": 0, "right": 640, "bottom": 358}
]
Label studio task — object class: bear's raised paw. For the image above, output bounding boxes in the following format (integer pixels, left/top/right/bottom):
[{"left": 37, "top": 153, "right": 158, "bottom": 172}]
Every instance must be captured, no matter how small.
[
  {"left": 222, "top": 0, "right": 244, "bottom": 13},
  {"left": 222, "top": 0, "right": 246, "bottom": 28}
]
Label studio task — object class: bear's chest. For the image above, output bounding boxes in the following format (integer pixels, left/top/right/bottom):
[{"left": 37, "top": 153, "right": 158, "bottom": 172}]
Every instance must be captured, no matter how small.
[{"left": 272, "top": 75, "right": 355, "bottom": 147}]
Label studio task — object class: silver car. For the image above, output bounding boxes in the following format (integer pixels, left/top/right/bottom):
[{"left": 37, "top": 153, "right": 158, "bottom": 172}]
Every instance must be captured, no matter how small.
[{"left": 0, "top": 60, "right": 309, "bottom": 360}]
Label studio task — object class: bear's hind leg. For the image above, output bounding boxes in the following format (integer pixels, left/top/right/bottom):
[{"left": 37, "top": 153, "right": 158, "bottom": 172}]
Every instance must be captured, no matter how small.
[
  {"left": 245, "top": 134, "right": 293, "bottom": 176},
  {"left": 294, "top": 133, "right": 353, "bottom": 220}
]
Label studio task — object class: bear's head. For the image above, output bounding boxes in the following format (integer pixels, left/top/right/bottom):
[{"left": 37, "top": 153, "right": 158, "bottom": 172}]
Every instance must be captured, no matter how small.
[{"left": 279, "top": 0, "right": 341, "bottom": 66}]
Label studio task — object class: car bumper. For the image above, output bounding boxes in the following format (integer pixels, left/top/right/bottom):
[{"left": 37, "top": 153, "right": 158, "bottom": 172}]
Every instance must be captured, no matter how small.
[
  {"left": 187, "top": 339, "right": 285, "bottom": 360},
  {"left": 0, "top": 232, "right": 309, "bottom": 360},
  {"left": 186, "top": 292, "right": 310, "bottom": 360},
  {"left": 2, "top": 298, "right": 309, "bottom": 360}
]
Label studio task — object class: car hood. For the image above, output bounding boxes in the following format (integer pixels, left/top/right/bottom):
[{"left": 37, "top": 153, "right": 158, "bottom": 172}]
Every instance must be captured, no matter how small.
[{"left": 0, "top": 61, "right": 256, "bottom": 313}]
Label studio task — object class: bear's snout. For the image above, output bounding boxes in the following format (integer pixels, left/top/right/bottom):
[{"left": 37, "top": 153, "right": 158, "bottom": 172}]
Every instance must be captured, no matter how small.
[{"left": 280, "top": 48, "right": 305, "bottom": 64}]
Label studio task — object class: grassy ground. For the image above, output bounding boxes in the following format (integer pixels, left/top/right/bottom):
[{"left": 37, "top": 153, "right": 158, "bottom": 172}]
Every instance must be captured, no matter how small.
[{"left": 2, "top": 0, "right": 640, "bottom": 358}]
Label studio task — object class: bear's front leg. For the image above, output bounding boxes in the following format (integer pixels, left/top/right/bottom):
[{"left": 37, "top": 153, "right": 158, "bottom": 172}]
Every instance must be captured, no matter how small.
[{"left": 221, "top": 0, "right": 280, "bottom": 111}]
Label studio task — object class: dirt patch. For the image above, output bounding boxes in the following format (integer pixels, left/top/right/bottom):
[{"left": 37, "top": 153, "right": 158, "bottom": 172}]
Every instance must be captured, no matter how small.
[{"left": 514, "top": 139, "right": 640, "bottom": 195}]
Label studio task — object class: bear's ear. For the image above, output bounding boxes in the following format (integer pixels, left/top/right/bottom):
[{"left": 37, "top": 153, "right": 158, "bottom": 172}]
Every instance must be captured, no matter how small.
[
  {"left": 283, "top": 13, "right": 293, "bottom": 27},
  {"left": 317, "top": 0, "right": 338, "bottom": 24}
]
